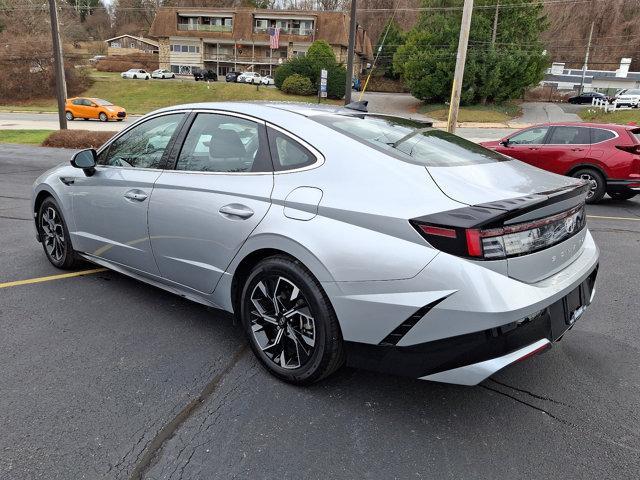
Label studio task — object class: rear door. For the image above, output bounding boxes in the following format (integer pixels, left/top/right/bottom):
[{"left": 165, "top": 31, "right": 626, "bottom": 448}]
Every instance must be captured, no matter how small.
[
  {"left": 497, "top": 126, "right": 550, "bottom": 164},
  {"left": 148, "top": 111, "right": 274, "bottom": 293},
  {"left": 534, "top": 125, "right": 591, "bottom": 174}
]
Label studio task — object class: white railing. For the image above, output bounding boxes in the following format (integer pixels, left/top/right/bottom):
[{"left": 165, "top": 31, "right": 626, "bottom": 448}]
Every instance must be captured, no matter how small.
[
  {"left": 591, "top": 97, "right": 634, "bottom": 112},
  {"left": 178, "top": 24, "right": 233, "bottom": 32}
]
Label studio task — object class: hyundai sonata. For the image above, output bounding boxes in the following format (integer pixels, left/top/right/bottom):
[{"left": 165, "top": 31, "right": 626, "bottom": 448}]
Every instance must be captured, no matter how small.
[{"left": 32, "top": 102, "right": 599, "bottom": 385}]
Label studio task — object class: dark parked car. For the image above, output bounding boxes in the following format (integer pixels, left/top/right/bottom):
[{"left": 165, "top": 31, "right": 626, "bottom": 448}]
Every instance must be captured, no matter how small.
[
  {"left": 568, "top": 92, "right": 608, "bottom": 104},
  {"left": 225, "top": 71, "right": 242, "bottom": 82},
  {"left": 193, "top": 69, "right": 217, "bottom": 82},
  {"left": 481, "top": 122, "right": 640, "bottom": 203}
]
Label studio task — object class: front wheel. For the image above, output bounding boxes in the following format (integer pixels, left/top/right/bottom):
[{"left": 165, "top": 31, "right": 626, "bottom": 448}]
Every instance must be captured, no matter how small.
[
  {"left": 572, "top": 168, "right": 606, "bottom": 203},
  {"left": 608, "top": 190, "right": 637, "bottom": 201},
  {"left": 240, "top": 255, "right": 344, "bottom": 385},
  {"left": 38, "top": 197, "right": 78, "bottom": 269},
  {"left": 65, "top": 111, "right": 74, "bottom": 121},
  {"left": 133, "top": 75, "right": 137, "bottom": 79}
]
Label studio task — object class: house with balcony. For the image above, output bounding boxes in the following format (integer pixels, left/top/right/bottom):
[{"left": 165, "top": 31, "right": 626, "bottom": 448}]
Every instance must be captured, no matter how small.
[{"left": 149, "top": 7, "right": 373, "bottom": 77}]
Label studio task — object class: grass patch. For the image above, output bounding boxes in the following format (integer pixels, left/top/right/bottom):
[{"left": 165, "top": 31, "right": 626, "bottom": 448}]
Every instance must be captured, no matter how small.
[
  {"left": 0, "top": 130, "right": 53, "bottom": 144},
  {"left": 418, "top": 102, "right": 522, "bottom": 123},
  {"left": 578, "top": 107, "right": 640, "bottom": 125},
  {"left": 0, "top": 70, "right": 339, "bottom": 114}
]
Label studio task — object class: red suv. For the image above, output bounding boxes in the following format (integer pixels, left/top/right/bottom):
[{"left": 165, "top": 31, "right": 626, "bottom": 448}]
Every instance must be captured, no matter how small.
[{"left": 481, "top": 122, "right": 640, "bottom": 203}]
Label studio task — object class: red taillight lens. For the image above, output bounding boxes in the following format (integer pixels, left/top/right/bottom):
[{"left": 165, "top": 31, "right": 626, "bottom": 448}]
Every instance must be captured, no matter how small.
[
  {"left": 412, "top": 205, "right": 586, "bottom": 260},
  {"left": 615, "top": 144, "right": 640, "bottom": 154}
]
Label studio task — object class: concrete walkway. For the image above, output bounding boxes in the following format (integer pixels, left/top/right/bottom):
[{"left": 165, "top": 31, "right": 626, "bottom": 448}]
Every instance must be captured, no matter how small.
[{"left": 513, "top": 102, "right": 581, "bottom": 124}]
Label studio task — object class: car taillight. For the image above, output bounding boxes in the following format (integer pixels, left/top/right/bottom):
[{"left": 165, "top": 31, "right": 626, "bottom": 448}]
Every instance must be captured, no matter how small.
[
  {"left": 615, "top": 144, "right": 640, "bottom": 154},
  {"left": 412, "top": 205, "right": 586, "bottom": 260}
]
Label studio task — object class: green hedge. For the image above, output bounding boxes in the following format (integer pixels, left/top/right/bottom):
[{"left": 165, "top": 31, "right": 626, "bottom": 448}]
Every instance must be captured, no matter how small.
[{"left": 281, "top": 74, "right": 315, "bottom": 96}]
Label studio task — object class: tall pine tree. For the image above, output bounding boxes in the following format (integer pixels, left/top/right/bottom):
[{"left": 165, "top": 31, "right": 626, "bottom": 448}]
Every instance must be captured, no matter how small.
[{"left": 394, "top": 0, "right": 549, "bottom": 104}]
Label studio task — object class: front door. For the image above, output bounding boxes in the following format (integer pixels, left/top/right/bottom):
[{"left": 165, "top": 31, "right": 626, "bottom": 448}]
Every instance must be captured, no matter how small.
[
  {"left": 70, "top": 113, "right": 186, "bottom": 274},
  {"left": 497, "top": 126, "right": 550, "bottom": 165},
  {"left": 148, "top": 112, "right": 274, "bottom": 293}
]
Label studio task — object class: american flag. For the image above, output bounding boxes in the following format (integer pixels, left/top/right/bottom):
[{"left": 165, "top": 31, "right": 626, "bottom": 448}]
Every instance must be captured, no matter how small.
[{"left": 268, "top": 26, "right": 280, "bottom": 50}]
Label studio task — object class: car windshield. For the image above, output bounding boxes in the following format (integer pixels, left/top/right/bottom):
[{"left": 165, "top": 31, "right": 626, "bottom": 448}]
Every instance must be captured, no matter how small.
[
  {"left": 312, "top": 114, "right": 507, "bottom": 167},
  {"left": 93, "top": 99, "right": 113, "bottom": 106}
]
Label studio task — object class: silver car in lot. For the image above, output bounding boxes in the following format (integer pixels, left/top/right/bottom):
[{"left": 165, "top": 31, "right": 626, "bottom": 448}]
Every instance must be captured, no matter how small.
[{"left": 31, "top": 102, "right": 599, "bottom": 385}]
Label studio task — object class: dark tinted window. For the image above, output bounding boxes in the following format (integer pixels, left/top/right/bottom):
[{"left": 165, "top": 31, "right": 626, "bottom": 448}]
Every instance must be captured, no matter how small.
[
  {"left": 176, "top": 113, "right": 271, "bottom": 173},
  {"left": 268, "top": 129, "right": 316, "bottom": 171},
  {"left": 590, "top": 128, "right": 616, "bottom": 143},
  {"left": 312, "top": 114, "right": 506, "bottom": 167},
  {"left": 98, "top": 113, "right": 184, "bottom": 168},
  {"left": 72, "top": 98, "right": 83, "bottom": 105},
  {"left": 547, "top": 126, "right": 590, "bottom": 145},
  {"left": 508, "top": 126, "right": 549, "bottom": 145}
]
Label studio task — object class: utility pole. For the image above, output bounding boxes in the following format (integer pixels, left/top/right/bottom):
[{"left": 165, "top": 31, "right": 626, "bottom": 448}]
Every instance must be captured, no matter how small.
[
  {"left": 491, "top": 1, "right": 499, "bottom": 46},
  {"left": 48, "top": 0, "right": 68, "bottom": 130},
  {"left": 579, "top": 20, "right": 594, "bottom": 94},
  {"left": 344, "top": 0, "right": 357, "bottom": 104},
  {"left": 447, "top": 0, "right": 473, "bottom": 133}
]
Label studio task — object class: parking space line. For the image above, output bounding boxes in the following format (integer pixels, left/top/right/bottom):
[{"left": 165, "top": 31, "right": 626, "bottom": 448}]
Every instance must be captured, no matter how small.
[
  {"left": 0, "top": 268, "right": 107, "bottom": 289},
  {"left": 587, "top": 215, "right": 640, "bottom": 222}
]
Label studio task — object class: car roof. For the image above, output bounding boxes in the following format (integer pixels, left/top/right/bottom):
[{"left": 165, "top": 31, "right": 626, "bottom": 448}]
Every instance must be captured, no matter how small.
[{"left": 524, "top": 121, "right": 638, "bottom": 131}]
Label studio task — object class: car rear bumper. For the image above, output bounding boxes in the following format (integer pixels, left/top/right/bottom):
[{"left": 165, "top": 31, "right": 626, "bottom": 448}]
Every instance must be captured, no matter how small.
[
  {"left": 325, "top": 230, "right": 599, "bottom": 385},
  {"left": 343, "top": 266, "right": 597, "bottom": 385}
]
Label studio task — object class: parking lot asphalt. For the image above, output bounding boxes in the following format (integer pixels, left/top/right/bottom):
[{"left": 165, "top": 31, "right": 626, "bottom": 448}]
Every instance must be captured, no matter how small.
[{"left": 1, "top": 144, "right": 639, "bottom": 480}]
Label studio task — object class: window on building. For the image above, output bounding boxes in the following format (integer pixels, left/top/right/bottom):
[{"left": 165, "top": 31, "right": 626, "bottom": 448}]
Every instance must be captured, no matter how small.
[
  {"left": 111, "top": 42, "right": 121, "bottom": 48},
  {"left": 181, "top": 45, "right": 189, "bottom": 52}
]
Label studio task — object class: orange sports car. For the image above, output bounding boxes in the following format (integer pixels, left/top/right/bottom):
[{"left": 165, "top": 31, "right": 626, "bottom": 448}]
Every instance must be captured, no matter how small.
[{"left": 65, "top": 97, "right": 127, "bottom": 122}]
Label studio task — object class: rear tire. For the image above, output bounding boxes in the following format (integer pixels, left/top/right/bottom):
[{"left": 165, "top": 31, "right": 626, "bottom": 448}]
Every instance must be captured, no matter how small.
[
  {"left": 240, "top": 255, "right": 344, "bottom": 385},
  {"left": 608, "top": 190, "right": 637, "bottom": 201},
  {"left": 572, "top": 168, "right": 606, "bottom": 203},
  {"left": 37, "top": 197, "right": 78, "bottom": 270},
  {"left": 99, "top": 112, "right": 108, "bottom": 122}
]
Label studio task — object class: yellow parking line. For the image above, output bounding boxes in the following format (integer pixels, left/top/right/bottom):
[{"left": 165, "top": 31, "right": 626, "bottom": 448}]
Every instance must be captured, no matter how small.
[
  {"left": 587, "top": 215, "right": 640, "bottom": 222},
  {"left": 0, "top": 268, "right": 107, "bottom": 289}
]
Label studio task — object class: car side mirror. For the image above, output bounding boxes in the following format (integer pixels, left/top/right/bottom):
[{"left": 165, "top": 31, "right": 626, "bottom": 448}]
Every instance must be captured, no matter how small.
[
  {"left": 71, "top": 148, "right": 97, "bottom": 176},
  {"left": 500, "top": 139, "right": 510, "bottom": 147}
]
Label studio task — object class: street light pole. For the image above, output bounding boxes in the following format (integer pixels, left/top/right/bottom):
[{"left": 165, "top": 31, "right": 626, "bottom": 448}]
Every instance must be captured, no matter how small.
[
  {"left": 579, "top": 20, "right": 594, "bottom": 94},
  {"left": 48, "top": 0, "right": 68, "bottom": 130},
  {"left": 344, "top": 0, "right": 357, "bottom": 104},
  {"left": 447, "top": 0, "right": 474, "bottom": 134}
]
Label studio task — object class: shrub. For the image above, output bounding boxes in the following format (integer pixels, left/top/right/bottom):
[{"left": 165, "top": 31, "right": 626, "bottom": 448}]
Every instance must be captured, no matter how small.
[
  {"left": 96, "top": 53, "right": 159, "bottom": 73},
  {"left": 42, "top": 130, "right": 114, "bottom": 149},
  {"left": 0, "top": 33, "right": 93, "bottom": 102},
  {"left": 281, "top": 74, "right": 315, "bottom": 96}
]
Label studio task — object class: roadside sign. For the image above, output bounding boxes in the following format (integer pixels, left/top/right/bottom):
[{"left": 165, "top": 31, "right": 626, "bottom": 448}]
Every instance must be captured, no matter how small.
[{"left": 321, "top": 69, "right": 327, "bottom": 80}]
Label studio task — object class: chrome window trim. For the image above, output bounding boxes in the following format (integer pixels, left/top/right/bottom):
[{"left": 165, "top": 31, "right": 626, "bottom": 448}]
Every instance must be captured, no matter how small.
[{"left": 266, "top": 122, "right": 325, "bottom": 174}]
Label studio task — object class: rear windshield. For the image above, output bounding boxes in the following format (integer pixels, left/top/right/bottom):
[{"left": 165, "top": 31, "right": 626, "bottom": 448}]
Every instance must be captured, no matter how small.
[
  {"left": 312, "top": 114, "right": 507, "bottom": 167},
  {"left": 94, "top": 99, "right": 113, "bottom": 106}
]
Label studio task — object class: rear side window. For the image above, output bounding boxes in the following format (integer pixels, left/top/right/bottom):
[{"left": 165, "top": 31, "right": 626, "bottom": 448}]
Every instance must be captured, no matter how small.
[
  {"left": 268, "top": 128, "right": 317, "bottom": 171},
  {"left": 590, "top": 128, "right": 616, "bottom": 143},
  {"left": 547, "top": 126, "right": 590, "bottom": 145},
  {"left": 312, "top": 114, "right": 506, "bottom": 167},
  {"left": 72, "top": 98, "right": 83, "bottom": 105},
  {"left": 630, "top": 128, "right": 640, "bottom": 143}
]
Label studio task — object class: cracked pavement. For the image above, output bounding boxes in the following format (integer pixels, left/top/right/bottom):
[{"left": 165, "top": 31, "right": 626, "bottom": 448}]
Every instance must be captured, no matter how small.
[{"left": 1, "top": 144, "right": 639, "bottom": 479}]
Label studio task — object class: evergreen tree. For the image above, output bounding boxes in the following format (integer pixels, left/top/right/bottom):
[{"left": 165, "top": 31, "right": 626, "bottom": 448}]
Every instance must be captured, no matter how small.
[{"left": 394, "top": 0, "right": 549, "bottom": 104}]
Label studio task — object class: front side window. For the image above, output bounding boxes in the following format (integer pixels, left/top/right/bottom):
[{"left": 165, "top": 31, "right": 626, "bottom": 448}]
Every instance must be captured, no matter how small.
[
  {"left": 72, "top": 99, "right": 83, "bottom": 105},
  {"left": 98, "top": 114, "right": 184, "bottom": 169},
  {"left": 268, "top": 129, "right": 316, "bottom": 171},
  {"left": 176, "top": 113, "right": 270, "bottom": 173},
  {"left": 313, "top": 114, "right": 506, "bottom": 167},
  {"left": 547, "top": 126, "right": 590, "bottom": 145},
  {"left": 508, "top": 126, "right": 549, "bottom": 145}
]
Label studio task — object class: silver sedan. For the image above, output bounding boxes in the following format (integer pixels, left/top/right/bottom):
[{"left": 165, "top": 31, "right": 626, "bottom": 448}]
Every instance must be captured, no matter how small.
[{"left": 32, "top": 102, "right": 599, "bottom": 385}]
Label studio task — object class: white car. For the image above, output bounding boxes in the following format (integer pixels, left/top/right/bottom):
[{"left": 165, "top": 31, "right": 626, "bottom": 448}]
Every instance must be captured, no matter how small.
[
  {"left": 121, "top": 69, "right": 150, "bottom": 80},
  {"left": 151, "top": 69, "right": 175, "bottom": 79},
  {"left": 237, "top": 72, "right": 262, "bottom": 84},
  {"left": 614, "top": 88, "right": 640, "bottom": 108},
  {"left": 261, "top": 75, "right": 275, "bottom": 85}
]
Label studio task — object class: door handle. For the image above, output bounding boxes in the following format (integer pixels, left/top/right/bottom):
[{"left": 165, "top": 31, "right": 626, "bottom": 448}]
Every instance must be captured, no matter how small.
[
  {"left": 571, "top": 148, "right": 584, "bottom": 152},
  {"left": 528, "top": 147, "right": 540, "bottom": 150},
  {"left": 124, "top": 190, "right": 148, "bottom": 201},
  {"left": 219, "top": 204, "right": 254, "bottom": 219}
]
